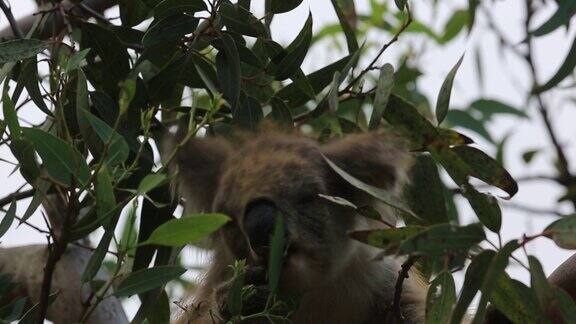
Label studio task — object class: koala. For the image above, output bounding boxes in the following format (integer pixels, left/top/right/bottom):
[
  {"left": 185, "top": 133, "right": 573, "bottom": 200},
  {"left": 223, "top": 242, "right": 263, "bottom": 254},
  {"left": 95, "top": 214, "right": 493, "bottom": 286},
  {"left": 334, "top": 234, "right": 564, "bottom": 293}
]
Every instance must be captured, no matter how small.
[{"left": 170, "top": 130, "right": 427, "bottom": 324}]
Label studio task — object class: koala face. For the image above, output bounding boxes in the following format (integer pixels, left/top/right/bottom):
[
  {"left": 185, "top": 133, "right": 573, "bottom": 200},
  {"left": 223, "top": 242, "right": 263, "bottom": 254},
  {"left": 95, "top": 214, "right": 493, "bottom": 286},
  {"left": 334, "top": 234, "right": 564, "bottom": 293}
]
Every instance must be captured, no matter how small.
[{"left": 173, "top": 131, "right": 410, "bottom": 296}]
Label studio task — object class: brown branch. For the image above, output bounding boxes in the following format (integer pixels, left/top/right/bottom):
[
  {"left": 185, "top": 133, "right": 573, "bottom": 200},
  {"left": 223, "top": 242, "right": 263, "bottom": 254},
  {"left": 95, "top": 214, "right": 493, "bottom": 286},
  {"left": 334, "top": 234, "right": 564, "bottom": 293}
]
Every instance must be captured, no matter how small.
[
  {"left": 0, "top": 188, "right": 36, "bottom": 208},
  {"left": 37, "top": 182, "right": 77, "bottom": 323},
  {"left": 393, "top": 256, "right": 419, "bottom": 323},
  {"left": 523, "top": 0, "right": 576, "bottom": 210},
  {"left": 0, "top": 0, "right": 24, "bottom": 38},
  {"left": 0, "top": 0, "right": 116, "bottom": 39}
]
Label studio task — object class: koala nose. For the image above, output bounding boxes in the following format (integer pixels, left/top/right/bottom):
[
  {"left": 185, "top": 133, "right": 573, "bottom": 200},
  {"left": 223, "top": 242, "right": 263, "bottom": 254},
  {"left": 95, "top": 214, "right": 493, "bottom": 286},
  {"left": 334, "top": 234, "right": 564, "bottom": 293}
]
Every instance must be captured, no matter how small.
[{"left": 244, "top": 199, "right": 283, "bottom": 254}]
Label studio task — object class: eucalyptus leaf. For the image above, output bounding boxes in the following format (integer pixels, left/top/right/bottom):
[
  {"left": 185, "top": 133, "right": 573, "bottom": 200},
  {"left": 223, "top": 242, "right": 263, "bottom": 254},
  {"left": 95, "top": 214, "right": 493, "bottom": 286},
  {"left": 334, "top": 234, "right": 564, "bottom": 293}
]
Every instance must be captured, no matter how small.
[
  {"left": 114, "top": 266, "right": 186, "bottom": 297},
  {"left": 143, "top": 213, "right": 230, "bottom": 246}
]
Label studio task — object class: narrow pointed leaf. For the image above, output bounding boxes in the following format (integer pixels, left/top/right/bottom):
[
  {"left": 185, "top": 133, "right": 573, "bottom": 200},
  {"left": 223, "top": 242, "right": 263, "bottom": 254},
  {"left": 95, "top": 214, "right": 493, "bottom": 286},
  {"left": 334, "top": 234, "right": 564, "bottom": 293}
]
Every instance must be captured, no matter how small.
[{"left": 436, "top": 54, "right": 464, "bottom": 124}]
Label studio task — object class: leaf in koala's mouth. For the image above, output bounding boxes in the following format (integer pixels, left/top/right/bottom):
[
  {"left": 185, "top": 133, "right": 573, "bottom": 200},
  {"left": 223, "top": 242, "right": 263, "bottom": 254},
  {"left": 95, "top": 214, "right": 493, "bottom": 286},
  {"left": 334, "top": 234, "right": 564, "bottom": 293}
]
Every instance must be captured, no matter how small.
[{"left": 267, "top": 215, "right": 286, "bottom": 294}]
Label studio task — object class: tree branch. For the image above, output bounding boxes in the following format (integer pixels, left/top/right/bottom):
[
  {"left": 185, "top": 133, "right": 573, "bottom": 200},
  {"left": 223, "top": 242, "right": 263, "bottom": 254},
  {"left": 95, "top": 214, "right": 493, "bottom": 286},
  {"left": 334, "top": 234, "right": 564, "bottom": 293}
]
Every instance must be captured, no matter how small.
[
  {"left": 0, "top": 0, "right": 116, "bottom": 39},
  {"left": 0, "top": 188, "right": 35, "bottom": 208},
  {"left": 393, "top": 256, "right": 419, "bottom": 323},
  {"left": 0, "top": 0, "right": 24, "bottom": 38}
]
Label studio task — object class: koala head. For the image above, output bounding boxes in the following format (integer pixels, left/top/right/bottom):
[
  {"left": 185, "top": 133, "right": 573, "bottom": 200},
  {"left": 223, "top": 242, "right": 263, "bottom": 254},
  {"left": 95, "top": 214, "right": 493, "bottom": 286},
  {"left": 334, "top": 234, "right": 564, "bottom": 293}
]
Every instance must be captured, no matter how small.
[{"left": 171, "top": 130, "right": 411, "bottom": 295}]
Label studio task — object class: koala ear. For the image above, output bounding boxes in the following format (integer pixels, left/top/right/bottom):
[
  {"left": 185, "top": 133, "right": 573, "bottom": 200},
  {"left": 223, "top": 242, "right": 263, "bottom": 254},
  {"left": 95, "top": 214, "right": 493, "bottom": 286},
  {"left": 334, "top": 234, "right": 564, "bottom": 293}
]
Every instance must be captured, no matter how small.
[
  {"left": 165, "top": 134, "right": 231, "bottom": 212},
  {"left": 321, "top": 133, "right": 412, "bottom": 197}
]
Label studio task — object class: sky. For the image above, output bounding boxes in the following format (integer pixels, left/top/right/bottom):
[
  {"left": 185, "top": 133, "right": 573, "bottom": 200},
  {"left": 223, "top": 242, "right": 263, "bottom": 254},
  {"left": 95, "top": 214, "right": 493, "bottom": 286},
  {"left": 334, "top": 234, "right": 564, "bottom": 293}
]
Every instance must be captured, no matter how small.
[{"left": 1, "top": 0, "right": 576, "bottom": 319}]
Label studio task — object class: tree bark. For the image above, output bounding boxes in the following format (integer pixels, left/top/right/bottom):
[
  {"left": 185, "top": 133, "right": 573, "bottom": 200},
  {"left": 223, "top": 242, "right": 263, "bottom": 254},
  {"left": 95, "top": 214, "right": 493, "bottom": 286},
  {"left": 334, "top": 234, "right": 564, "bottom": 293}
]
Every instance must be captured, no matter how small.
[{"left": 0, "top": 244, "right": 128, "bottom": 324}]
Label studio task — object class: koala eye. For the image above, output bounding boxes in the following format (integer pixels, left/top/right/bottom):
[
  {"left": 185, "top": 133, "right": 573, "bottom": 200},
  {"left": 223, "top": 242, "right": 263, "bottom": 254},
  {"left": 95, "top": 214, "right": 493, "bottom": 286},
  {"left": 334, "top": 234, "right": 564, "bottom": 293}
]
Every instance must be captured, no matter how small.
[{"left": 244, "top": 199, "right": 280, "bottom": 251}]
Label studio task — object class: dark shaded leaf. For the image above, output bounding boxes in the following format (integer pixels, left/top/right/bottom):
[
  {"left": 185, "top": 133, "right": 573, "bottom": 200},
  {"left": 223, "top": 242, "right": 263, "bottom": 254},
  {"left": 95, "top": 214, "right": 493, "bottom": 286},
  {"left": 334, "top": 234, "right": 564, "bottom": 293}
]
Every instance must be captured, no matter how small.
[
  {"left": 461, "top": 184, "right": 502, "bottom": 232},
  {"left": 268, "top": 215, "right": 285, "bottom": 294},
  {"left": 398, "top": 223, "right": 485, "bottom": 256},
  {"left": 350, "top": 226, "right": 423, "bottom": 250},
  {"left": 275, "top": 13, "right": 313, "bottom": 80},
  {"left": 114, "top": 266, "right": 186, "bottom": 297},
  {"left": 232, "top": 95, "right": 263, "bottom": 131},
  {"left": 473, "top": 240, "right": 520, "bottom": 324},
  {"left": 0, "top": 39, "right": 47, "bottom": 64},
  {"left": 269, "top": 0, "right": 304, "bottom": 13},
  {"left": 535, "top": 35, "right": 576, "bottom": 93},
  {"left": 219, "top": 2, "right": 267, "bottom": 37},
  {"left": 269, "top": 97, "right": 293, "bottom": 129},
  {"left": 450, "top": 250, "right": 495, "bottom": 324},
  {"left": 470, "top": 99, "right": 528, "bottom": 120},
  {"left": 0, "top": 201, "right": 15, "bottom": 238},
  {"left": 452, "top": 145, "right": 518, "bottom": 197},
  {"left": 404, "top": 155, "right": 448, "bottom": 225},
  {"left": 446, "top": 110, "right": 493, "bottom": 143},
  {"left": 153, "top": 0, "right": 207, "bottom": 18},
  {"left": 369, "top": 64, "right": 394, "bottom": 130},
  {"left": 82, "top": 109, "right": 129, "bottom": 166},
  {"left": 215, "top": 34, "right": 241, "bottom": 110},
  {"left": 426, "top": 271, "right": 456, "bottom": 324},
  {"left": 22, "top": 128, "right": 90, "bottom": 186},
  {"left": 143, "top": 13, "right": 198, "bottom": 47},
  {"left": 545, "top": 214, "right": 576, "bottom": 249},
  {"left": 330, "top": 0, "right": 358, "bottom": 53},
  {"left": 436, "top": 54, "right": 464, "bottom": 124},
  {"left": 532, "top": 1, "right": 576, "bottom": 36}
]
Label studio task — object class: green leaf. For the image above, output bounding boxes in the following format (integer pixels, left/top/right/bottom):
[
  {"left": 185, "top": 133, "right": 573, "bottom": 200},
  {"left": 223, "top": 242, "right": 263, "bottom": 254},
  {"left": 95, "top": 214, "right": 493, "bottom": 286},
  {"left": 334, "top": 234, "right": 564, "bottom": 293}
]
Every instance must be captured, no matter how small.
[
  {"left": 142, "top": 13, "right": 198, "bottom": 47},
  {"left": 531, "top": 1, "right": 576, "bottom": 36},
  {"left": 269, "top": 97, "right": 293, "bottom": 129},
  {"left": 18, "top": 293, "right": 58, "bottom": 324},
  {"left": 452, "top": 146, "right": 518, "bottom": 197},
  {"left": 219, "top": 2, "right": 267, "bottom": 38},
  {"left": 395, "top": 0, "right": 407, "bottom": 10},
  {"left": 114, "top": 266, "right": 186, "bottom": 297},
  {"left": 535, "top": 35, "right": 576, "bottom": 93},
  {"left": 445, "top": 110, "right": 494, "bottom": 143},
  {"left": 323, "top": 155, "right": 418, "bottom": 220},
  {"left": 276, "top": 54, "right": 353, "bottom": 108},
  {"left": 22, "top": 128, "right": 90, "bottom": 186},
  {"left": 137, "top": 173, "right": 168, "bottom": 196},
  {"left": 528, "top": 256, "right": 554, "bottom": 312},
  {"left": 330, "top": 0, "right": 358, "bottom": 54},
  {"left": 82, "top": 167, "right": 117, "bottom": 283},
  {"left": 461, "top": 184, "right": 502, "bottom": 232},
  {"left": 3, "top": 91, "right": 21, "bottom": 137},
  {"left": 436, "top": 54, "right": 464, "bottom": 124},
  {"left": 143, "top": 213, "right": 230, "bottom": 246},
  {"left": 522, "top": 149, "right": 540, "bottom": 164},
  {"left": 15, "top": 58, "right": 52, "bottom": 116},
  {"left": 440, "top": 10, "right": 468, "bottom": 44},
  {"left": 450, "top": 250, "right": 495, "bottom": 324},
  {"left": 228, "top": 260, "right": 246, "bottom": 316},
  {"left": 552, "top": 286, "right": 576, "bottom": 322},
  {"left": 153, "top": 0, "right": 207, "bottom": 18},
  {"left": 0, "top": 201, "right": 16, "bottom": 238},
  {"left": 470, "top": 99, "right": 528, "bottom": 120},
  {"left": 369, "top": 64, "right": 395, "bottom": 130},
  {"left": 545, "top": 215, "right": 576, "bottom": 249},
  {"left": 398, "top": 223, "right": 485, "bottom": 256},
  {"left": 489, "top": 275, "right": 542, "bottom": 324},
  {"left": 119, "top": 0, "right": 154, "bottom": 27},
  {"left": 0, "top": 297, "right": 25, "bottom": 321},
  {"left": 426, "top": 271, "right": 456, "bottom": 324},
  {"left": 215, "top": 34, "right": 241, "bottom": 110},
  {"left": 82, "top": 109, "right": 129, "bottom": 166},
  {"left": 473, "top": 240, "right": 520, "bottom": 324},
  {"left": 232, "top": 95, "right": 263, "bottom": 131},
  {"left": 268, "top": 215, "right": 286, "bottom": 294},
  {"left": 64, "top": 49, "right": 91, "bottom": 74},
  {"left": 0, "top": 39, "right": 47, "bottom": 64},
  {"left": 404, "top": 155, "right": 448, "bottom": 225},
  {"left": 269, "top": 0, "right": 304, "bottom": 13},
  {"left": 349, "top": 226, "right": 423, "bottom": 250},
  {"left": 275, "top": 13, "right": 313, "bottom": 80},
  {"left": 383, "top": 94, "right": 439, "bottom": 147}
]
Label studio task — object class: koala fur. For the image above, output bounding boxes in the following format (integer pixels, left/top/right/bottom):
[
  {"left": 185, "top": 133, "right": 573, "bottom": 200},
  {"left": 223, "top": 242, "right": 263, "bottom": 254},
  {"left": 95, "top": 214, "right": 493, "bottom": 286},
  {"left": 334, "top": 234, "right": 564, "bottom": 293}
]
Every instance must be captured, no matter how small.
[{"left": 170, "top": 130, "right": 427, "bottom": 324}]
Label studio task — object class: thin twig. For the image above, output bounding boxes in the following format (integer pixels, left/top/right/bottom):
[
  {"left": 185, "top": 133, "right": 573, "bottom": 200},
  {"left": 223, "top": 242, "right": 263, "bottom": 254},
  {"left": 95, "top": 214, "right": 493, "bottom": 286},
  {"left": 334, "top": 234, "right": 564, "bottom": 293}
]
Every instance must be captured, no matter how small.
[
  {"left": 523, "top": 0, "right": 576, "bottom": 210},
  {"left": 0, "top": 188, "right": 36, "bottom": 208},
  {"left": 393, "top": 256, "right": 418, "bottom": 323},
  {"left": 0, "top": 0, "right": 24, "bottom": 39}
]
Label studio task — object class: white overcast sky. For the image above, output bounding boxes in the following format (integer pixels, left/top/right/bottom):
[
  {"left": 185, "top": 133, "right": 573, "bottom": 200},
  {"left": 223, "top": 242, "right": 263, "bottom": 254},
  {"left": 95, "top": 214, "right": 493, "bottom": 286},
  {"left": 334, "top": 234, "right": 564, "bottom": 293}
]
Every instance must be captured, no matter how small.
[{"left": 2, "top": 0, "right": 576, "bottom": 318}]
